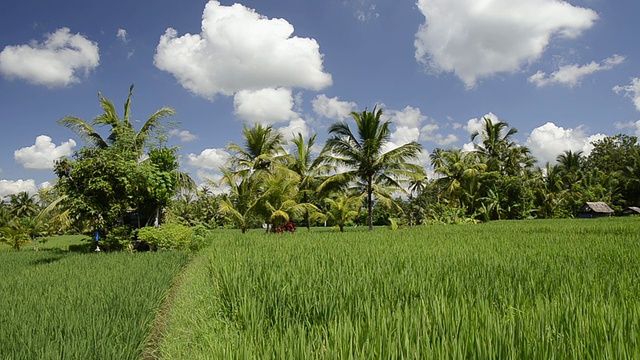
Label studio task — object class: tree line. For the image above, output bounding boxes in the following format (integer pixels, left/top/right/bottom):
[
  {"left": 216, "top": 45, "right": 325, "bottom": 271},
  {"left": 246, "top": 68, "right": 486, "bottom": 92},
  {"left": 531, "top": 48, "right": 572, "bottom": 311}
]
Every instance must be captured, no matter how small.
[{"left": 2, "top": 86, "right": 639, "bottom": 249}]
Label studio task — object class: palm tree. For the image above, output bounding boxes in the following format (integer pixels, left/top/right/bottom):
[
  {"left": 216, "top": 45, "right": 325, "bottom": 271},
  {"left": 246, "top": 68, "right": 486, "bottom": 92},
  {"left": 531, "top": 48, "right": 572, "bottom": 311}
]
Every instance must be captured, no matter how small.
[
  {"left": 226, "top": 123, "right": 287, "bottom": 177},
  {"left": 58, "top": 84, "right": 175, "bottom": 156},
  {"left": 56, "top": 85, "right": 193, "bottom": 230},
  {"left": 0, "top": 222, "right": 30, "bottom": 251},
  {"left": 471, "top": 116, "right": 525, "bottom": 174},
  {"left": 556, "top": 150, "right": 583, "bottom": 176},
  {"left": 6, "top": 191, "right": 39, "bottom": 218},
  {"left": 324, "top": 193, "right": 362, "bottom": 232},
  {"left": 407, "top": 172, "right": 427, "bottom": 200},
  {"left": 323, "top": 107, "right": 423, "bottom": 231},
  {"left": 556, "top": 150, "right": 585, "bottom": 216},
  {"left": 287, "top": 133, "right": 333, "bottom": 230},
  {"left": 256, "top": 166, "right": 319, "bottom": 232},
  {"left": 218, "top": 168, "right": 261, "bottom": 233},
  {"left": 430, "top": 148, "right": 485, "bottom": 207}
]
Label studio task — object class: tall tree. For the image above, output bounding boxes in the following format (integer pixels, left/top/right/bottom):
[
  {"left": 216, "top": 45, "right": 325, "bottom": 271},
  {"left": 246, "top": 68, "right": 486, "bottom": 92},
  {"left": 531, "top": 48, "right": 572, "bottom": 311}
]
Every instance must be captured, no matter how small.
[
  {"left": 58, "top": 84, "right": 175, "bottom": 156},
  {"left": 226, "top": 123, "right": 286, "bottom": 177},
  {"left": 556, "top": 150, "right": 585, "bottom": 216},
  {"left": 587, "top": 134, "right": 640, "bottom": 206},
  {"left": 470, "top": 116, "right": 532, "bottom": 175},
  {"left": 430, "top": 148, "right": 484, "bottom": 208},
  {"left": 287, "top": 133, "right": 333, "bottom": 230},
  {"left": 324, "top": 193, "right": 362, "bottom": 232},
  {"left": 6, "top": 191, "right": 39, "bottom": 218},
  {"left": 218, "top": 168, "right": 261, "bottom": 233},
  {"left": 53, "top": 87, "right": 185, "bottom": 247},
  {"left": 323, "top": 107, "right": 424, "bottom": 231}
]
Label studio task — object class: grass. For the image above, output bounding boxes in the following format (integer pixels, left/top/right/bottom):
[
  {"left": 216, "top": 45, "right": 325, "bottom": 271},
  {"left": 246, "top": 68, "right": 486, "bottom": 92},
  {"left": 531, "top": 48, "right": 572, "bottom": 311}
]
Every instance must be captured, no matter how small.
[
  {"left": 0, "top": 247, "right": 189, "bottom": 359},
  {"left": 157, "top": 218, "right": 640, "bottom": 359},
  {"left": 0, "top": 234, "right": 90, "bottom": 252}
]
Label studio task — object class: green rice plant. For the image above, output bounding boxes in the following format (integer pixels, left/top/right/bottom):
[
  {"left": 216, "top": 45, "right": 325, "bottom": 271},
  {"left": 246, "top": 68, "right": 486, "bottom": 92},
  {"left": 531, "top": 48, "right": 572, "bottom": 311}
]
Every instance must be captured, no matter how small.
[
  {"left": 158, "top": 218, "right": 640, "bottom": 359},
  {"left": 0, "top": 250, "right": 188, "bottom": 359}
]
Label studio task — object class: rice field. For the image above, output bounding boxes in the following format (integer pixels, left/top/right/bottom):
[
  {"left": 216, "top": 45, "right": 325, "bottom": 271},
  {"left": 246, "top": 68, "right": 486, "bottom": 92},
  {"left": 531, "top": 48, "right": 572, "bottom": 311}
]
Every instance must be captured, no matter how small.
[
  {"left": 158, "top": 218, "right": 640, "bottom": 359},
  {"left": 0, "top": 248, "right": 188, "bottom": 359}
]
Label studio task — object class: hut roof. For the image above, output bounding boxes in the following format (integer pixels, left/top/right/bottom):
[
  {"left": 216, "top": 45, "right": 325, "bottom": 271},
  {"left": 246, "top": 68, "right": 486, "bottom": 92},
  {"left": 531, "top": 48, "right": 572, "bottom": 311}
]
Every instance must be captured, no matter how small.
[
  {"left": 623, "top": 206, "right": 640, "bottom": 214},
  {"left": 581, "top": 202, "right": 615, "bottom": 214}
]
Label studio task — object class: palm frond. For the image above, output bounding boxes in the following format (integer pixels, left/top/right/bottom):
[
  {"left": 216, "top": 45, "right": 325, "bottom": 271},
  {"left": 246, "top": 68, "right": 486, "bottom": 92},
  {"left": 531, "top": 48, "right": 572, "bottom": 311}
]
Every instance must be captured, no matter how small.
[{"left": 57, "top": 116, "right": 108, "bottom": 148}]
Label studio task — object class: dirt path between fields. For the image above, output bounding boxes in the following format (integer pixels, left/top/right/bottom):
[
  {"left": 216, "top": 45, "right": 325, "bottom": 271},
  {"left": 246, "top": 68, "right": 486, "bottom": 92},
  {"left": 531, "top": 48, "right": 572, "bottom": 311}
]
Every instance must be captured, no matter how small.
[{"left": 141, "top": 257, "right": 193, "bottom": 360}]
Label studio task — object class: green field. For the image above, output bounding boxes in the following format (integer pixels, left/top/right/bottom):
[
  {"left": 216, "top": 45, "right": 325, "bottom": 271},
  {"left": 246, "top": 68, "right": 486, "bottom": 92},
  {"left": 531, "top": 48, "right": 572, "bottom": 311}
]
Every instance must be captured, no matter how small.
[
  {"left": 2, "top": 218, "right": 639, "bottom": 359},
  {"left": 0, "top": 243, "right": 188, "bottom": 359},
  {"left": 158, "top": 218, "right": 640, "bottom": 359}
]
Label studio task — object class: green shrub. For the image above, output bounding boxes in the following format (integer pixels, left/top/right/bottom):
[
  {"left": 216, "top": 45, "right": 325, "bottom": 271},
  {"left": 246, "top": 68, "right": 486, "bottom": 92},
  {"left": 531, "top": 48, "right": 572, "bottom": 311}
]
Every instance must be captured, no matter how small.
[
  {"left": 137, "top": 223, "right": 209, "bottom": 252},
  {"left": 103, "top": 225, "right": 134, "bottom": 251}
]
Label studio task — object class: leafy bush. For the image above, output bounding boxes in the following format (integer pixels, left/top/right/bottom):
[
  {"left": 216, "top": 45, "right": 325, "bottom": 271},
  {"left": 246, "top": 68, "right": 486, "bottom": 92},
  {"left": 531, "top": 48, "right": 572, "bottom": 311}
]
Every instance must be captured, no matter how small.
[
  {"left": 137, "top": 223, "right": 208, "bottom": 252},
  {"left": 103, "top": 225, "right": 134, "bottom": 251}
]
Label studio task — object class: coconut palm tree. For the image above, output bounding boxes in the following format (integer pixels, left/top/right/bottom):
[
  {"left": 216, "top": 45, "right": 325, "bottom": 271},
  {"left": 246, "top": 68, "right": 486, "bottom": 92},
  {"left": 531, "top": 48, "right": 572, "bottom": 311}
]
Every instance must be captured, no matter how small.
[
  {"left": 323, "top": 107, "right": 423, "bottom": 231},
  {"left": 218, "top": 168, "right": 261, "bottom": 234},
  {"left": 287, "top": 133, "right": 333, "bottom": 230},
  {"left": 6, "top": 191, "right": 39, "bottom": 218},
  {"left": 56, "top": 85, "right": 194, "bottom": 231},
  {"left": 58, "top": 84, "right": 175, "bottom": 156},
  {"left": 256, "top": 166, "right": 319, "bottom": 232},
  {"left": 471, "top": 116, "right": 525, "bottom": 174},
  {"left": 226, "top": 123, "right": 287, "bottom": 178},
  {"left": 324, "top": 193, "right": 362, "bottom": 232},
  {"left": 0, "top": 222, "right": 30, "bottom": 251},
  {"left": 430, "top": 148, "right": 485, "bottom": 207}
]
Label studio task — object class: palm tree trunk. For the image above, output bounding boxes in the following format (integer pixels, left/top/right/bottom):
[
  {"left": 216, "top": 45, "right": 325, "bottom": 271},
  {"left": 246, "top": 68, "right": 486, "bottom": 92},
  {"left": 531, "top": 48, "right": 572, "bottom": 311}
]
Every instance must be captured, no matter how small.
[
  {"left": 303, "top": 193, "right": 310, "bottom": 231},
  {"left": 368, "top": 179, "right": 373, "bottom": 231}
]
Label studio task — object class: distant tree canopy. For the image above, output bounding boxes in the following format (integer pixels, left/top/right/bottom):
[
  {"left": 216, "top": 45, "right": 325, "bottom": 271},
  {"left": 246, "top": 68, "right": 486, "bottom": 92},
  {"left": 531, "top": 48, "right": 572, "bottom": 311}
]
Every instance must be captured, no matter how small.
[{"left": 39, "top": 93, "right": 640, "bottom": 239}]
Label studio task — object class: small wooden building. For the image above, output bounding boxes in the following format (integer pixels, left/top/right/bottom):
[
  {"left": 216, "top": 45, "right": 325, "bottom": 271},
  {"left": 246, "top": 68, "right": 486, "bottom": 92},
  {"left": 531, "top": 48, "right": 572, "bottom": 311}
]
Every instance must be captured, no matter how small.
[
  {"left": 622, "top": 206, "right": 640, "bottom": 216},
  {"left": 578, "top": 202, "right": 615, "bottom": 218}
]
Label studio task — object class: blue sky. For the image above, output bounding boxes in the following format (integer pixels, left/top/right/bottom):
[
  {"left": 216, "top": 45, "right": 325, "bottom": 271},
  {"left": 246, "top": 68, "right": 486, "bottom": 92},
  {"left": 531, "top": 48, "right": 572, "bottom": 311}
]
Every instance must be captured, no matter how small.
[{"left": 1, "top": 0, "right": 639, "bottom": 196}]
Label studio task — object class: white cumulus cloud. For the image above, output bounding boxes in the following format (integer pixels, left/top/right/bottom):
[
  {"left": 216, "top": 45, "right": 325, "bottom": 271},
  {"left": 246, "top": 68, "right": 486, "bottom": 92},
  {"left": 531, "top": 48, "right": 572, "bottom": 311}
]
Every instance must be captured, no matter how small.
[
  {"left": 614, "top": 120, "right": 640, "bottom": 137},
  {"left": 312, "top": 94, "right": 357, "bottom": 121},
  {"left": 234, "top": 87, "right": 298, "bottom": 124},
  {"left": 278, "top": 118, "right": 309, "bottom": 141},
  {"left": 613, "top": 78, "right": 640, "bottom": 111},
  {"left": 154, "top": 1, "right": 332, "bottom": 99},
  {"left": 0, "top": 28, "right": 99, "bottom": 87},
  {"left": 385, "top": 106, "right": 426, "bottom": 128},
  {"left": 415, "top": 0, "right": 598, "bottom": 88},
  {"left": 390, "top": 126, "right": 420, "bottom": 147},
  {"left": 420, "top": 124, "right": 459, "bottom": 146},
  {"left": 14, "top": 135, "right": 76, "bottom": 169},
  {"left": 525, "top": 122, "right": 606, "bottom": 165},
  {"left": 0, "top": 179, "right": 38, "bottom": 198},
  {"left": 464, "top": 113, "right": 500, "bottom": 136},
  {"left": 169, "top": 129, "right": 197, "bottom": 142},
  {"left": 529, "top": 54, "right": 625, "bottom": 88},
  {"left": 188, "top": 148, "right": 230, "bottom": 170},
  {"left": 384, "top": 106, "right": 425, "bottom": 148}
]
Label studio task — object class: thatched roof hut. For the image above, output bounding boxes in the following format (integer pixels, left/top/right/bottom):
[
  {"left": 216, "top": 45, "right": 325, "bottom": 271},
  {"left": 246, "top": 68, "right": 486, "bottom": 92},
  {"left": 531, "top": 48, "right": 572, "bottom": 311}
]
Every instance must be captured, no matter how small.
[
  {"left": 622, "top": 206, "right": 640, "bottom": 215},
  {"left": 578, "top": 202, "right": 615, "bottom": 218}
]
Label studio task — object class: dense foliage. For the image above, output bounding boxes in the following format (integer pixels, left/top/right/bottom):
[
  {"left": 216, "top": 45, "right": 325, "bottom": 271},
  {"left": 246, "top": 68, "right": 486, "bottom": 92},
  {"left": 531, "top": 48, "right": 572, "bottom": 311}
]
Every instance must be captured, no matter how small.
[
  {"left": 5, "top": 93, "right": 639, "bottom": 238},
  {"left": 51, "top": 86, "right": 193, "bottom": 248}
]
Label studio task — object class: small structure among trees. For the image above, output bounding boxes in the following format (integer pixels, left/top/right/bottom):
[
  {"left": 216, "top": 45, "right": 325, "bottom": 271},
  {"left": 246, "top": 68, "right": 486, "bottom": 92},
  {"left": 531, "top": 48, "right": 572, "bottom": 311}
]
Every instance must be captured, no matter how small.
[
  {"left": 577, "top": 202, "right": 615, "bottom": 218},
  {"left": 622, "top": 207, "right": 640, "bottom": 216}
]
